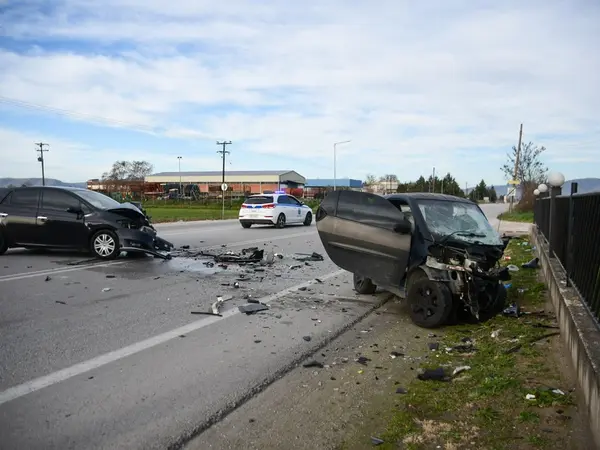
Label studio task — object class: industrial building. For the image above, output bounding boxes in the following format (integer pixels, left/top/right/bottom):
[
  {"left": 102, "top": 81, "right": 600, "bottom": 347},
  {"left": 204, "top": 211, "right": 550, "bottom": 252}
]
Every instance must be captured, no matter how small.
[
  {"left": 144, "top": 170, "right": 306, "bottom": 198},
  {"left": 304, "top": 178, "right": 363, "bottom": 198}
]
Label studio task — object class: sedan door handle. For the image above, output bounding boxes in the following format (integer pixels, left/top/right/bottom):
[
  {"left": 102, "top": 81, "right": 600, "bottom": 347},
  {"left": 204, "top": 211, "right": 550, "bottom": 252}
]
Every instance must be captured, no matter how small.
[{"left": 37, "top": 216, "right": 48, "bottom": 221}]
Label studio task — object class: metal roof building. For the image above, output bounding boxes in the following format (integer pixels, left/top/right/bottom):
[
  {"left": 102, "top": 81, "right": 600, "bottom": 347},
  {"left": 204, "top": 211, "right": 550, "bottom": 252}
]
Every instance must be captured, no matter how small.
[
  {"left": 145, "top": 170, "right": 305, "bottom": 185},
  {"left": 306, "top": 178, "right": 363, "bottom": 188}
]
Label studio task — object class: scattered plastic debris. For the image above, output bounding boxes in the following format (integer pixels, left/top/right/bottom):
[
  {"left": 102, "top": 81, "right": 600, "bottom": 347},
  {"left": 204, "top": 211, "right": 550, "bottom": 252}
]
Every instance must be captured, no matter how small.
[
  {"left": 504, "top": 283, "right": 512, "bottom": 289},
  {"left": 395, "top": 387, "right": 408, "bottom": 394},
  {"left": 238, "top": 303, "right": 269, "bottom": 315},
  {"left": 417, "top": 367, "right": 450, "bottom": 382},
  {"left": 302, "top": 336, "right": 312, "bottom": 342},
  {"left": 552, "top": 388, "right": 565, "bottom": 395},
  {"left": 102, "top": 287, "right": 111, "bottom": 292},
  {"left": 491, "top": 329, "right": 501, "bottom": 339},
  {"left": 507, "top": 264, "right": 520, "bottom": 272},
  {"left": 55, "top": 300, "right": 67, "bottom": 305},
  {"left": 106, "top": 274, "right": 116, "bottom": 279},
  {"left": 390, "top": 351, "right": 404, "bottom": 359},
  {"left": 293, "top": 252, "right": 324, "bottom": 262},
  {"left": 212, "top": 296, "right": 224, "bottom": 315},
  {"left": 303, "top": 360, "right": 324, "bottom": 368},
  {"left": 371, "top": 437, "right": 385, "bottom": 446},
  {"left": 428, "top": 342, "right": 440, "bottom": 351},
  {"left": 452, "top": 365, "right": 471, "bottom": 377},
  {"left": 526, "top": 394, "right": 536, "bottom": 400},
  {"left": 45, "top": 276, "right": 51, "bottom": 282},
  {"left": 503, "top": 304, "right": 520, "bottom": 318},
  {"left": 522, "top": 257, "right": 540, "bottom": 269},
  {"left": 356, "top": 356, "right": 371, "bottom": 366}
]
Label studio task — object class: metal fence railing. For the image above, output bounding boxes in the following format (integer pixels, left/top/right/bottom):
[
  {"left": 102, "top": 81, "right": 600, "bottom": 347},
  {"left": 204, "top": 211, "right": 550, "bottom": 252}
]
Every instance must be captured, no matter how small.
[{"left": 534, "top": 188, "right": 600, "bottom": 324}]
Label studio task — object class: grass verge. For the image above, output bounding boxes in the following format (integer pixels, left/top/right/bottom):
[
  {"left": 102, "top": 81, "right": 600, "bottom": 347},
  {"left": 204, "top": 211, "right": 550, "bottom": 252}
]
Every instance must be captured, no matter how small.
[
  {"left": 374, "top": 236, "right": 575, "bottom": 450},
  {"left": 498, "top": 210, "right": 534, "bottom": 223},
  {"left": 145, "top": 200, "right": 321, "bottom": 223},
  {"left": 146, "top": 207, "right": 239, "bottom": 222}
]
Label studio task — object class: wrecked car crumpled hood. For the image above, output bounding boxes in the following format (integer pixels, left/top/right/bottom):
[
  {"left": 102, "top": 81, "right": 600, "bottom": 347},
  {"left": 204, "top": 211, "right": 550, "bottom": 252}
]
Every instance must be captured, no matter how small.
[{"left": 107, "top": 204, "right": 148, "bottom": 222}]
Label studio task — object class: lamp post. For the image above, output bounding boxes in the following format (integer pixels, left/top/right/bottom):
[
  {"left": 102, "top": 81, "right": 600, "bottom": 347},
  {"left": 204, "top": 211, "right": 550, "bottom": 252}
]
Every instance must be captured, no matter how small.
[
  {"left": 537, "top": 183, "right": 548, "bottom": 198},
  {"left": 177, "top": 156, "right": 182, "bottom": 199},
  {"left": 547, "top": 171, "right": 565, "bottom": 258},
  {"left": 333, "top": 140, "right": 351, "bottom": 191}
]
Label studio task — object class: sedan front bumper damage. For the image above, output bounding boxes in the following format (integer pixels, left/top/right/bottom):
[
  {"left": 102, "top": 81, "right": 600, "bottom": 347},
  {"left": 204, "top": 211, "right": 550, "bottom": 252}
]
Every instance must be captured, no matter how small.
[{"left": 116, "top": 227, "right": 174, "bottom": 260}]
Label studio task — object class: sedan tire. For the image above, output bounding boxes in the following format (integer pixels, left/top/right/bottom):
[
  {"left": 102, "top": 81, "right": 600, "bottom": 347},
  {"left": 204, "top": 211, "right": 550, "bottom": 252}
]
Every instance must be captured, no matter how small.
[
  {"left": 275, "top": 213, "right": 286, "bottom": 229},
  {"left": 91, "top": 230, "right": 120, "bottom": 260},
  {"left": 0, "top": 230, "right": 7, "bottom": 255},
  {"left": 241, "top": 222, "right": 252, "bottom": 229},
  {"left": 353, "top": 273, "right": 377, "bottom": 295}
]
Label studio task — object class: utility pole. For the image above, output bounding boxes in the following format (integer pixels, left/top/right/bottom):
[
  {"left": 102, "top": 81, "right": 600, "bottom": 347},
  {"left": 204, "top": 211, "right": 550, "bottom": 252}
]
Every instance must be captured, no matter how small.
[
  {"left": 177, "top": 156, "right": 182, "bottom": 199},
  {"left": 431, "top": 167, "right": 436, "bottom": 193},
  {"left": 35, "top": 142, "right": 49, "bottom": 186},
  {"left": 217, "top": 141, "right": 232, "bottom": 220},
  {"left": 509, "top": 124, "right": 523, "bottom": 213}
]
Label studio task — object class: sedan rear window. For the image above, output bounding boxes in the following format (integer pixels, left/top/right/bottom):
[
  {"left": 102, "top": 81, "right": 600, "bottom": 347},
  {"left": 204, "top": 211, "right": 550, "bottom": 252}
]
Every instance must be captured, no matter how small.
[{"left": 245, "top": 196, "right": 273, "bottom": 204}]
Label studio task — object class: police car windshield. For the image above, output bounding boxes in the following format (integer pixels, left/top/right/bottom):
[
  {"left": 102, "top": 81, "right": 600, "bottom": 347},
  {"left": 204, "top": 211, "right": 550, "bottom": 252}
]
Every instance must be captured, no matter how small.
[{"left": 245, "top": 196, "right": 273, "bottom": 204}]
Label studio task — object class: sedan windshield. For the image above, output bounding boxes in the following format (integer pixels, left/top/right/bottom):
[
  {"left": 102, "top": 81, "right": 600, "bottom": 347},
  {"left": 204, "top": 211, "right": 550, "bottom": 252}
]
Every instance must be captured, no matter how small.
[
  {"left": 76, "top": 190, "right": 122, "bottom": 210},
  {"left": 416, "top": 199, "right": 503, "bottom": 246}
]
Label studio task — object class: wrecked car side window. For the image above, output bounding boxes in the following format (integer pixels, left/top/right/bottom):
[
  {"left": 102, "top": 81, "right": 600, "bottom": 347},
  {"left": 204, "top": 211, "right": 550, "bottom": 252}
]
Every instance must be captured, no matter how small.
[
  {"left": 336, "top": 191, "right": 404, "bottom": 231},
  {"left": 41, "top": 190, "right": 81, "bottom": 211},
  {"left": 9, "top": 189, "right": 41, "bottom": 208}
]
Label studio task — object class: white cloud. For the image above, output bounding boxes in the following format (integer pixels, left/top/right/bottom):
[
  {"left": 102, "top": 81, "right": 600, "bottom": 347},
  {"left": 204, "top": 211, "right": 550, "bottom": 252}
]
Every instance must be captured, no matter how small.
[{"left": 1, "top": 0, "right": 599, "bottom": 183}]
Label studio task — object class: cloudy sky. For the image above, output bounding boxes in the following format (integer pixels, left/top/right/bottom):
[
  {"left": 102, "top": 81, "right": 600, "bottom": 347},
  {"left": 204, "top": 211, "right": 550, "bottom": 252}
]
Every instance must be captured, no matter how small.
[{"left": 1, "top": 0, "right": 598, "bottom": 186}]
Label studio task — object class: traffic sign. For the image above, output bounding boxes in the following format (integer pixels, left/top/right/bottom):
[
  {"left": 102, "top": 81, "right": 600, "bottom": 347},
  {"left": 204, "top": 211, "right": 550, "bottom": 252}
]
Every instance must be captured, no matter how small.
[
  {"left": 507, "top": 187, "right": 516, "bottom": 197},
  {"left": 221, "top": 183, "right": 228, "bottom": 191},
  {"left": 507, "top": 179, "right": 520, "bottom": 185}
]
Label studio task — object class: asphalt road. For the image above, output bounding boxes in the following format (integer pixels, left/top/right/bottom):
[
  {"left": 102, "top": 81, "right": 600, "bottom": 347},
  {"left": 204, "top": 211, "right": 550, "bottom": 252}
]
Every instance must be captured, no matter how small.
[
  {"left": 0, "top": 202, "right": 518, "bottom": 450},
  {"left": 0, "top": 220, "right": 392, "bottom": 450}
]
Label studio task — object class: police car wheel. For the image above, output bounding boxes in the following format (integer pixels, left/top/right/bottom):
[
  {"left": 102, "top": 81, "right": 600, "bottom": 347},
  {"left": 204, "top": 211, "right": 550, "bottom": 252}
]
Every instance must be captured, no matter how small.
[
  {"left": 275, "top": 213, "right": 286, "bottom": 228},
  {"left": 241, "top": 222, "right": 252, "bottom": 229},
  {"left": 303, "top": 212, "right": 312, "bottom": 226}
]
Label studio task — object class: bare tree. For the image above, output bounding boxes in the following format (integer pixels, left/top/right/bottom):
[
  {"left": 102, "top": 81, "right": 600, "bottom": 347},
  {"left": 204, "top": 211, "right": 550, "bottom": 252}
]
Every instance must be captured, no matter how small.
[
  {"left": 501, "top": 141, "right": 548, "bottom": 212},
  {"left": 501, "top": 141, "right": 547, "bottom": 185},
  {"left": 364, "top": 174, "right": 377, "bottom": 186},
  {"left": 128, "top": 161, "right": 154, "bottom": 180},
  {"left": 102, "top": 161, "right": 131, "bottom": 181}
]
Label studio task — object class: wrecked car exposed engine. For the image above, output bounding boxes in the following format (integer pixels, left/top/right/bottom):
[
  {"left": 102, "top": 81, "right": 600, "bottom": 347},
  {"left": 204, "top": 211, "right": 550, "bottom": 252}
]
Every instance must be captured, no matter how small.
[
  {"left": 315, "top": 190, "right": 510, "bottom": 328},
  {"left": 0, "top": 186, "right": 173, "bottom": 260}
]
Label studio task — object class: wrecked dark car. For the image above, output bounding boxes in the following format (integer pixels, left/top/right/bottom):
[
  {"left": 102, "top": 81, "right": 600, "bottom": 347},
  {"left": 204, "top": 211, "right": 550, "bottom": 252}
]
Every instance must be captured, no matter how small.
[
  {"left": 315, "top": 191, "right": 510, "bottom": 328},
  {"left": 0, "top": 186, "right": 173, "bottom": 260}
]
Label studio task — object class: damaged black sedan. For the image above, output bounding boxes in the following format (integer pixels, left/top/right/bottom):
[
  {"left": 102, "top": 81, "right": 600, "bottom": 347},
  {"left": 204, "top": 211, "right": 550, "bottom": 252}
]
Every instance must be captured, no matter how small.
[
  {"left": 0, "top": 186, "right": 173, "bottom": 260},
  {"left": 316, "top": 191, "right": 510, "bottom": 328}
]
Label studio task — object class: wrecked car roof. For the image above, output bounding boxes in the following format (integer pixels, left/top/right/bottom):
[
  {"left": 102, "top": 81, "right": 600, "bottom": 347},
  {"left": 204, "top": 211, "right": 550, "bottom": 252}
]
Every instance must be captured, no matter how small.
[{"left": 385, "top": 193, "right": 475, "bottom": 203}]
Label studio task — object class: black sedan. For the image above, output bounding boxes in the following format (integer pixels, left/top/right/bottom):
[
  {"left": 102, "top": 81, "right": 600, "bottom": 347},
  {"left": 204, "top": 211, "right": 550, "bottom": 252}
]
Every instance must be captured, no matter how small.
[{"left": 0, "top": 186, "right": 173, "bottom": 260}]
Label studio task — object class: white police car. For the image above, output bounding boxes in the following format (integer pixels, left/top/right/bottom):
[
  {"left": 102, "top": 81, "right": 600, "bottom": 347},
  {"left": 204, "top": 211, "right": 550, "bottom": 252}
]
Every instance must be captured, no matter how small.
[{"left": 239, "top": 191, "right": 313, "bottom": 228}]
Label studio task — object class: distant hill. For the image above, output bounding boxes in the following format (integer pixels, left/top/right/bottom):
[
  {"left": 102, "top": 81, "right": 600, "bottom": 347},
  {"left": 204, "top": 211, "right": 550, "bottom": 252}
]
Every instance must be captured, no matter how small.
[
  {"left": 464, "top": 178, "right": 600, "bottom": 197},
  {"left": 0, "top": 178, "right": 87, "bottom": 188}
]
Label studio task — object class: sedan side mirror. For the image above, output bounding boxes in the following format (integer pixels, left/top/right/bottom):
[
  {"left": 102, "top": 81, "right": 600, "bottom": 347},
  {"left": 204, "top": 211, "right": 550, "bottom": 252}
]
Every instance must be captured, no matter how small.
[{"left": 393, "top": 219, "right": 412, "bottom": 234}]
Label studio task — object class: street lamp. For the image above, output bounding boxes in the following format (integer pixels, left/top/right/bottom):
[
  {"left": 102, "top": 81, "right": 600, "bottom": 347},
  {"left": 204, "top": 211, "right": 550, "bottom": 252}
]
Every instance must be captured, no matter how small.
[
  {"left": 533, "top": 189, "right": 540, "bottom": 196},
  {"left": 547, "top": 171, "right": 565, "bottom": 258},
  {"left": 333, "top": 140, "right": 351, "bottom": 191},
  {"left": 177, "top": 156, "right": 182, "bottom": 198}
]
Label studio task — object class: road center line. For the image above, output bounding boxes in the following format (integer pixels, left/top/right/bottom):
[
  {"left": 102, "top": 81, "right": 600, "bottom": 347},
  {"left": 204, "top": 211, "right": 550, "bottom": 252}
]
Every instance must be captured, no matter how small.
[{"left": 0, "top": 269, "right": 346, "bottom": 407}]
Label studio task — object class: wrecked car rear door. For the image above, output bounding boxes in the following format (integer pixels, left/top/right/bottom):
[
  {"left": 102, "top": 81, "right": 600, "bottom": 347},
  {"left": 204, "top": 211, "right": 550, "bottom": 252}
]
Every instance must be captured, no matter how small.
[{"left": 316, "top": 190, "right": 411, "bottom": 288}]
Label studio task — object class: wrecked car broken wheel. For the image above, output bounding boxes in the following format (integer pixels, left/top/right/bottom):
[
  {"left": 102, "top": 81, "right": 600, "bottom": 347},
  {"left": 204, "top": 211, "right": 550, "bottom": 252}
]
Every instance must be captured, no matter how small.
[
  {"left": 91, "top": 230, "right": 120, "bottom": 260},
  {"left": 303, "top": 212, "right": 312, "bottom": 226},
  {"left": 240, "top": 222, "right": 252, "bottom": 229},
  {"left": 275, "top": 214, "right": 286, "bottom": 228},
  {"left": 353, "top": 273, "right": 377, "bottom": 294},
  {"left": 407, "top": 278, "right": 453, "bottom": 328},
  {"left": 0, "top": 230, "right": 7, "bottom": 255}
]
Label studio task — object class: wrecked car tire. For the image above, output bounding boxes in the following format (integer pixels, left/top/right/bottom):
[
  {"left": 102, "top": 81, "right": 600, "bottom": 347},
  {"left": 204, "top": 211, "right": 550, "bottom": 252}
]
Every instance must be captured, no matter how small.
[
  {"left": 303, "top": 212, "right": 313, "bottom": 226},
  {"left": 240, "top": 222, "right": 252, "bottom": 229},
  {"left": 90, "top": 230, "right": 120, "bottom": 260},
  {"left": 353, "top": 273, "right": 377, "bottom": 295},
  {"left": 407, "top": 278, "right": 453, "bottom": 328},
  {"left": 0, "top": 230, "right": 7, "bottom": 255},
  {"left": 275, "top": 213, "right": 286, "bottom": 229}
]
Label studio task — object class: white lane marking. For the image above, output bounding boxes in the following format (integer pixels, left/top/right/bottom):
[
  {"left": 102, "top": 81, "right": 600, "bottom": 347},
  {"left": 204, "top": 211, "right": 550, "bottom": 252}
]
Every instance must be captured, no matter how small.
[
  {"left": 0, "top": 261, "right": 126, "bottom": 283},
  {"left": 0, "top": 269, "right": 346, "bottom": 406},
  {"left": 0, "top": 229, "right": 316, "bottom": 282}
]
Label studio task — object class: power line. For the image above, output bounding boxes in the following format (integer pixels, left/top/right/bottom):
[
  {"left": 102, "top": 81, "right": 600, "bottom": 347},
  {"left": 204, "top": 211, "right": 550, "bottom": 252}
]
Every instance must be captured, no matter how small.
[
  {"left": 0, "top": 95, "right": 159, "bottom": 133},
  {"left": 35, "top": 142, "right": 49, "bottom": 186}
]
